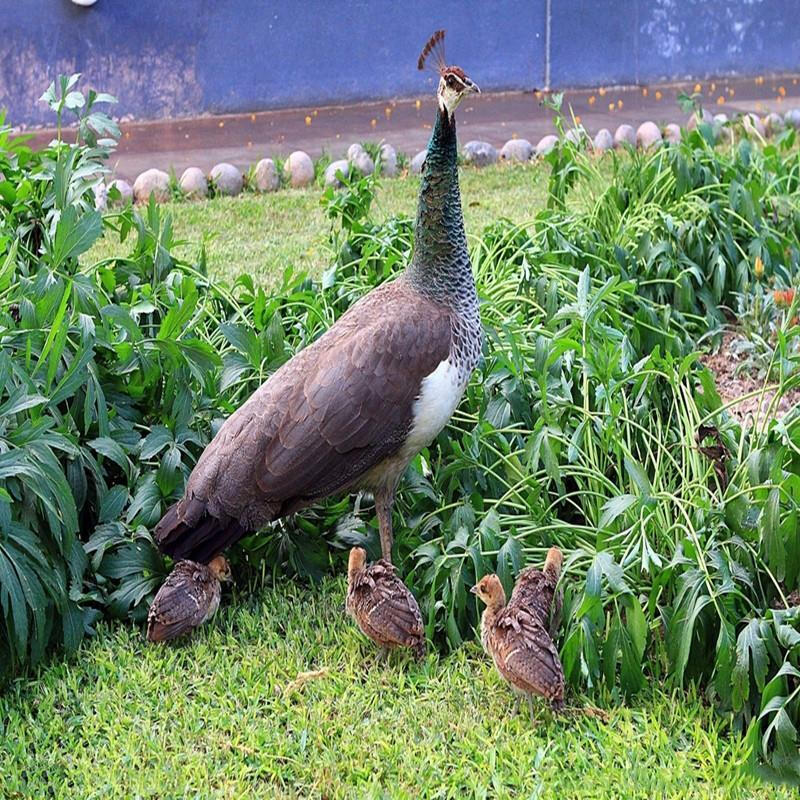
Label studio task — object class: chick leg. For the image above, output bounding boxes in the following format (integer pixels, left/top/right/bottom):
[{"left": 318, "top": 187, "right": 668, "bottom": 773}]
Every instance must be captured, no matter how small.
[
  {"left": 375, "top": 487, "right": 395, "bottom": 564},
  {"left": 527, "top": 695, "right": 536, "bottom": 724}
]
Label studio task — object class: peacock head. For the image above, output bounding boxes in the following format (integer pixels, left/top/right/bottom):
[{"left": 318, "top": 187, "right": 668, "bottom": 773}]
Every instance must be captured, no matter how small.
[
  {"left": 418, "top": 30, "right": 480, "bottom": 119},
  {"left": 208, "top": 554, "right": 233, "bottom": 582},
  {"left": 348, "top": 546, "right": 368, "bottom": 577},
  {"left": 543, "top": 546, "right": 563, "bottom": 577},
  {"left": 470, "top": 573, "right": 506, "bottom": 609}
]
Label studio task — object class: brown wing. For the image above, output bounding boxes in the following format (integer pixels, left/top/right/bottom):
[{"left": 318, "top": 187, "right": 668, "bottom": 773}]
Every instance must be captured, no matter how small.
[
  {"left": 508, "top": 565, "right": 558, "bottom": 630},
  {"left": 490, "top": 607, "right": 564, "bottom": 701},
  {"left": 146, "top": 561, "right": 214, "bottom": 642},
  {"left": 349, "top": 560, "right": 425, "bottom": 654},
  {"left": 156, "top": 280, "right": 452, "bottom": 561}
]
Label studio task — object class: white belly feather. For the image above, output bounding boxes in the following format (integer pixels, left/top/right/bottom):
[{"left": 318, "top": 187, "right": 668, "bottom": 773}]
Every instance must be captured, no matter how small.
[
  {"left": 405, "top": 359, "right": 465, "bottom": 452},
  {"left": 359, "top": 359, "right": 467, "bottom": 492}
]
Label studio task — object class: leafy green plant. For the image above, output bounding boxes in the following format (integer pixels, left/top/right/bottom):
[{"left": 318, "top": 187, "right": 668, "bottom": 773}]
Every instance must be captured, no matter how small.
[
  {"left": 313, "top": 149, "right": 332, "bottom": 185},
  {"left": 0, "top": 78, "right": 246, "bottom": 674},
  {"left": 166, "top": 166, "right": 185, "bottom": 202},
  {"left": 39, "top": 73, "right": 119, "bottom": 146},
  {"left": 677, "top": 90, "right": 704, "bottom": 119},
  {"left": 2, "top": 73, "right": 800, "bottom": 788},
  {"left": 395, "top": 149, "right": 410, "bottom": 173}
]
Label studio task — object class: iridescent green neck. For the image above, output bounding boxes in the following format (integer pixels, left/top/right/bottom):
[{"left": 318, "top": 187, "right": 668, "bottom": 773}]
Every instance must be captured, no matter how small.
[{"left": 407, "top": 107, "right": 472, "bottom": 306}]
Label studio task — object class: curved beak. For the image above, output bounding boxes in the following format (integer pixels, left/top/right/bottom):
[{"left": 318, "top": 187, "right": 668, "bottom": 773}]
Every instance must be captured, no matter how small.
[
  {"left": 469, "top": 584, "right": 479, "bottom": 595},
  {"left": 465, "top": 78, "right": 481, "bottom": 95}
]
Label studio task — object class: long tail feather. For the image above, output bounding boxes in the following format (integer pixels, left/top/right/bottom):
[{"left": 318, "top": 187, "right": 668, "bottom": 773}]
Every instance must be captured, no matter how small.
[{"left": 155, "top": 501, "right": 245, "bottom": 563}]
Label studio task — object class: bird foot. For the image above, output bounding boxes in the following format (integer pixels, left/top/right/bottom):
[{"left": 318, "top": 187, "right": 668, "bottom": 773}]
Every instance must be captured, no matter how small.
[{"left": 562, "top": 704, "right": 610, "bottom": 723}]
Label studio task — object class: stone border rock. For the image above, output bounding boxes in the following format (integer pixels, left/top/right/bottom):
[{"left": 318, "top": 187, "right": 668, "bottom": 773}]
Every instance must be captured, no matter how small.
[{"left": 101, "top": 110, "right": 798, "bottom": 209}]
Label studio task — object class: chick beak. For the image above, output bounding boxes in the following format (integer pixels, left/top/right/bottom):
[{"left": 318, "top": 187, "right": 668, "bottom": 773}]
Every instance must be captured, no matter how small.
[{"left": 469, "top": 584, "right": 479, "bottom": 595}]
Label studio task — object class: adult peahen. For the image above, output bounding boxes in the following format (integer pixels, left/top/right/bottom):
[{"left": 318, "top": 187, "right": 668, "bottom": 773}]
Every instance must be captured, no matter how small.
[{"left": 154, "top": 30, "right": 482, "bottom": 567}]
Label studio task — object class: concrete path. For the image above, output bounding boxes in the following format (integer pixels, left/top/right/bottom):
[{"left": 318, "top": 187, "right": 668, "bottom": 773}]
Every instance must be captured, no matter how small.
[{"left": 25, "top": 74, "right": 800, "bottom": 181}]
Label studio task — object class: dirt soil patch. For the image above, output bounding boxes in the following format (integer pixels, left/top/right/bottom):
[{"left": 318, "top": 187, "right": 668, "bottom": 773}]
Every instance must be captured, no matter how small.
[{"left": 701, "top": 331, "right": 800, "bottom": 426}]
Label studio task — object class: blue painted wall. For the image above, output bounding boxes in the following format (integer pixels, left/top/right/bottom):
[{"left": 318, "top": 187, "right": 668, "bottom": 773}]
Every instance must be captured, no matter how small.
[
  {"left": 550, "top": 0, "right": 799, "bottom": 87},
  {"left": 1, "top": 1, "right": 797, "bottom": 126}
]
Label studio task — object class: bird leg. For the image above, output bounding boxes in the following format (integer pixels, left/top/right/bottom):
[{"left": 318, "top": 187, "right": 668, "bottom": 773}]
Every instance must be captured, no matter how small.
[
  {"left": 375, "top": 646, "right": 390, "bottom": 666},
  {"left": 512, "top": 695, "right": 522, "bottom": 716},
  {"left": 527, "top": 695, "right": 536, "bottom": 724},
  {"left": 375, "top": 487, "right": 395, "bottom": 563}
]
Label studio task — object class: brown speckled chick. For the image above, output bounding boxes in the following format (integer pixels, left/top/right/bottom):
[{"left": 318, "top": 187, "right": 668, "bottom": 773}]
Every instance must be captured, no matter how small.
[
  {"left": 346, "top": 547, "right": 426, "bottom": 661},
  {"left": 146, "top": 555, "right": 232, "bottom": 642},
  {"left": 509, "top": 547, "right": 564, "bottom": 637},
  {"left": 472, "top": 573, "right": 564, "bottom": 719}
]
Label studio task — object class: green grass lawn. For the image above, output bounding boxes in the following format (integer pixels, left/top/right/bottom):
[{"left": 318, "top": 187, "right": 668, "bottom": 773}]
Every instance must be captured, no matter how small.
[
  {"left": 0, "top": 578, "right": 790, "bottom": 800},
  {"left": 89, "top": 164, "right": 550, "bottom": 285},
  {"left": 5, "top": 163, "right": 792, "bottom": 798}
]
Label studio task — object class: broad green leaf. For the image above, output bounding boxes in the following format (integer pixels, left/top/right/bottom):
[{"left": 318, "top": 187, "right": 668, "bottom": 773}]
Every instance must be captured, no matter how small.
[
  {"left": 576, "top": 266, "right": 590, "bottom": 319},
  {"left": 624, "top": 455, "right": 652, "bottom": 497},
  {"left": 598, "top": 493, "right": 638, "bottom": 529},
  {"left": 139, "top": 426, "right": 174, "bottom": 459},
  {"left": 733, "top": 618, "right": 769, "bottom": 708},
  {"left": 98, "top": 486, "right": 129, "bottom": 524},
  {"left": 157, "top": 288, "right": 198, "bottom": 341},
  {"left": 0, "top": 238, "right": 19, "bottom": 291},
  {"left": 496, "top": 535, "right": 522, "bottom": 597},
  {"left": 671, "top": 592, "right": 712, "bottom": 686},
  {"left": 49, "top": 207, "right": 103, "bottom": 266},
  {"left": 760, "top": 487, "right": 784, "bottom": 581}
]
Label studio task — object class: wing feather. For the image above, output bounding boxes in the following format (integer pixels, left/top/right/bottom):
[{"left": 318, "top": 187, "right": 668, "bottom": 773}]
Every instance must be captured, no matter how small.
[
  {"left": 157, "top": 280, "right": 452, "bottom": 558},
  {"left": 147, "top": 561, "right": 213, "bottom": 642},
  {"left": 491, "top": 607, "right": 564, "bottom": 699}
]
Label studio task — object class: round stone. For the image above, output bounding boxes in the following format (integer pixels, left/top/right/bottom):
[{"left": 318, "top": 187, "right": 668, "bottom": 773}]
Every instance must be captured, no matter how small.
[
  {"left": 133, "top": 168, "right": 169, "bottom": 204},
  {"left": 764, "top": 112, "right": 785, "bottom": 136},
  {"left": 209, "top": 163, "right": 243, "bottom": 196},
  {"left": 347, "top": 143, "right": 365, "bottom": 160},
  {"left": 662, "top": 123, "right": 682, "bottom": 145},
  {"left": 93, "top": 183, "right": 108, "bottom": 211},
  {"left": 410, "top": 149, "right": 427, "bottom": 174},
  {"left": 107, "top": 179, "right": 133, "bottom": 206},
  {"left": 500, "top": 138, "right": 533, "bottom": 162},
  {"left": 324, "top": 159, "right": 350, "bottom": 188},
  {"left": 285, "top": 151, "right": 314, "bottom": 187},
  {"left": 613, "top": 124, "right": 636, "bottom": 148},
  {"left": 179, "top": 167, "right": 207, "bottom": 199},
  {"left": 535, "top": 134, "right": 559, "bottom": 156},
  {"left": 783, "top": 109, "right": 800, "bottom": 128},
  {"left": 378, "top": 143, "right": 398, "bottom": 177},
  {"left": 592, "top": 128, "right": 614, "bottom": 153},
  {"left": 636, "top": 121, "right": 662, "bottom": 149},
  {"left": 253, "top": 158, "right": 279, "bottom": 192},
  {"left": 350, "top": 150, "right": 374, "bottom": 176},
  {"left": 462, "top": 140, "right": 498, "bottom": 167},
  {"left": 564, "top": 126, "right": 587, "bottom": 146},
  {"left": 687, "top": 109, "right": 713, "bottom": 130}
]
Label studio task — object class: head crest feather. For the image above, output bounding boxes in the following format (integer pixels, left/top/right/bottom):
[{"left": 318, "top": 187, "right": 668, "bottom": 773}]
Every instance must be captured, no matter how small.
[{"left": 418, "top": 29, "right": 446, "bottom": 74}]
